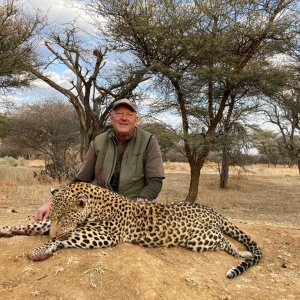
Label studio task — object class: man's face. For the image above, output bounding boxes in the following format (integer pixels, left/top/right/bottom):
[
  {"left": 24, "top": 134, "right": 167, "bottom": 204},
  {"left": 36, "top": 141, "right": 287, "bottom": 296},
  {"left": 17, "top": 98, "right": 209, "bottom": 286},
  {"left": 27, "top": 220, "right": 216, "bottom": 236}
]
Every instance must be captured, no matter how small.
[{"left": 110, "top": 105, "right": 138, "bottom": 137}]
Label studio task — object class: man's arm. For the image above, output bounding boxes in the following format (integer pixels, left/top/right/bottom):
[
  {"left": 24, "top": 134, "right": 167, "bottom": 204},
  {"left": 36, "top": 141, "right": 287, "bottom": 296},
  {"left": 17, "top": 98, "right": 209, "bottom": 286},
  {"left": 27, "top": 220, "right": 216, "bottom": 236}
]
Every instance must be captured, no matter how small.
[
  {"left": 137, "top": 177, "right": 163, "bottom": 201},
  {"left": 138, "top": 136, "right": 165, "bottom": 201}
]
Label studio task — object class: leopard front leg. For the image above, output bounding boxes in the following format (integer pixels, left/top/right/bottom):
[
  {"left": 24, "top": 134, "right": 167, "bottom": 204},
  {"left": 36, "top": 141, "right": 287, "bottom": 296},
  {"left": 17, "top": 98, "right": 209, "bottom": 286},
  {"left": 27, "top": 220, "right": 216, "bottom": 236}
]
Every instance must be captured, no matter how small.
[
  {"left": 28, "top": 238, "right": 64, "bottom": 261},
  {"left": 0, "top": 220, "right": 50, "bottom": 237},
  {"left": 28, "top": 225, "right": 119, "bottom": 261}
]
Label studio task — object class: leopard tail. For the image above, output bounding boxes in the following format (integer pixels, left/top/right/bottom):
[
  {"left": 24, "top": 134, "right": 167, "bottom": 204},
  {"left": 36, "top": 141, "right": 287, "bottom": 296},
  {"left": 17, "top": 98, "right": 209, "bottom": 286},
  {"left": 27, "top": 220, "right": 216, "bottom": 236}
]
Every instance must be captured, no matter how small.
[{"left": 222, "top": 219, "right": 262, "bottom": 279}]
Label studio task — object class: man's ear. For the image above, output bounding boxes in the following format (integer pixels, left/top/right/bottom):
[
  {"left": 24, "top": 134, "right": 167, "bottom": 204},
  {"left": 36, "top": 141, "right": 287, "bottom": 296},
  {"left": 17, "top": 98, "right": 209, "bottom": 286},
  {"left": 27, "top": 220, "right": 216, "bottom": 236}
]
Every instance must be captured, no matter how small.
[{"left": 50, "top": 188, "right": 59, "bottom": 196}]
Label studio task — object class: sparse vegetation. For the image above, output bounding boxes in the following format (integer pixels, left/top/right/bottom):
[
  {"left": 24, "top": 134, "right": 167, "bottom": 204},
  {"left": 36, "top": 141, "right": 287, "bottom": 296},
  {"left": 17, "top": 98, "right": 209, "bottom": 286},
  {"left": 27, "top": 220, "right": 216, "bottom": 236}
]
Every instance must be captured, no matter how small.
[
  {"left": 0, "top": 156, "right": 25, "bottom": 166},
  {"left": 0, "top": 157, "right": 54, "bottom": 185}
]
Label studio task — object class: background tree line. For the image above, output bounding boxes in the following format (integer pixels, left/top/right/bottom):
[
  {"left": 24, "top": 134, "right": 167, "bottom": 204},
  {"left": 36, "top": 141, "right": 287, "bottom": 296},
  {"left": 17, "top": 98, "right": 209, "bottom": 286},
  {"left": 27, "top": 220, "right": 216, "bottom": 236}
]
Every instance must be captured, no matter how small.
[{"left": 0, "top": 0, "right": 299, "bottom": 202}]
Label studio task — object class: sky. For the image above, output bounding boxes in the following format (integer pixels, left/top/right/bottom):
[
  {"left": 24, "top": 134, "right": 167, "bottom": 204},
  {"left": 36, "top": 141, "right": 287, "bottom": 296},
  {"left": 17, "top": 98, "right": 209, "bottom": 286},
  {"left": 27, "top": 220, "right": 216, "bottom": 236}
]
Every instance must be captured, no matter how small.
[{"left": 21, "top": 0, "right": 90, "bottom": 27}]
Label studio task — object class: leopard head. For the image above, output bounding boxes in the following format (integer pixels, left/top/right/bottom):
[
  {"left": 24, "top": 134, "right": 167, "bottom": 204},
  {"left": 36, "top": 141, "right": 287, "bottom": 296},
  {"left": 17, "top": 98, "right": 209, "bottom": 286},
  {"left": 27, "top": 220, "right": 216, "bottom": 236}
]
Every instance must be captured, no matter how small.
[{"left": 49, "top": 182, "right": 120, "bottom": 237}]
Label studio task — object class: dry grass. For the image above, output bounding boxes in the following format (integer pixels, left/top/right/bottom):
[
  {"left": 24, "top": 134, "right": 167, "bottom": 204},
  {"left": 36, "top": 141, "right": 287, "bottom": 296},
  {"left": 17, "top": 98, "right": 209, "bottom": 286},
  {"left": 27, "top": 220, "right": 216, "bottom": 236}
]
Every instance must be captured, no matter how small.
[
  {"left": 0, "top": 166, "right": 37, "bottom": 185},
  {"left": 160, "top": 162, "right": 300, "bottom": 228},
  {"left": 164, "top": 161, "right": 299, "bottom": 176},
  {"left": 26, "top": 160, "right": 45, "bottom": 168},
  {"left": 0, "top": 159, "right": 52, "bottom": 186}
]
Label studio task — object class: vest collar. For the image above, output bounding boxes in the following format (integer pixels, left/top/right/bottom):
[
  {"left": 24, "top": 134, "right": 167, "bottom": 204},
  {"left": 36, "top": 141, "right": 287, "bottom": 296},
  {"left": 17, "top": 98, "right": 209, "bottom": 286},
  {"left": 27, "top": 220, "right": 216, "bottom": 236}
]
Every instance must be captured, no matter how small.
[{"left": 111, "top": 127, "right": 137, "bottom": 144}]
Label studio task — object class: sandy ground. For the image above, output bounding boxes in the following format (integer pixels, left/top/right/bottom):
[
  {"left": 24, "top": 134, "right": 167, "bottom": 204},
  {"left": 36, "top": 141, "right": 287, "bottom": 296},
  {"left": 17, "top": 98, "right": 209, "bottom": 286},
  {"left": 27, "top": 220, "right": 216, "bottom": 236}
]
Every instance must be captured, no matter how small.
[{"left": 0, "top": 164, "right": 299, "bottom": 300}]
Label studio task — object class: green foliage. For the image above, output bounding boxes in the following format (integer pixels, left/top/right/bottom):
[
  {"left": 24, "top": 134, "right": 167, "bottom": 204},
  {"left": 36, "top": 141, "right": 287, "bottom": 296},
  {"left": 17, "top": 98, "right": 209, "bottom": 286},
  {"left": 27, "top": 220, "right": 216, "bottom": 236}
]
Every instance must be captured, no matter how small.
[
  {"left": 0, "top": 0, "right": 44, "bottom": 92},
  {"left": 140, "top": 122, "right": 181, "bottom": 159},
  {"left": 252, "top": 128, "right": 282, "bottom": 165}
]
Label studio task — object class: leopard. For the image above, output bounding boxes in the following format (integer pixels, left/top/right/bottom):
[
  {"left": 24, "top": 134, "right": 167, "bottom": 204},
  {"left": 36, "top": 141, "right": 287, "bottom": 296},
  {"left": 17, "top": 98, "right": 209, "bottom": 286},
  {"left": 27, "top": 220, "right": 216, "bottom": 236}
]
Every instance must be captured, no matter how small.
[{"left": 0, "top": 182, "right": 262, "bottom": 278}]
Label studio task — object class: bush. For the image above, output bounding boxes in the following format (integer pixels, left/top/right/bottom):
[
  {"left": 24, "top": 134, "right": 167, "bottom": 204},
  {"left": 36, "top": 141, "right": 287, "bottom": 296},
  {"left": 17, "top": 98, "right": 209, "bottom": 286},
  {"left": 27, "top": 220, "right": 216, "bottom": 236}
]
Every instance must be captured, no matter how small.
[{"left": 0, "top": 156, "right": 25, "bottom": 166}]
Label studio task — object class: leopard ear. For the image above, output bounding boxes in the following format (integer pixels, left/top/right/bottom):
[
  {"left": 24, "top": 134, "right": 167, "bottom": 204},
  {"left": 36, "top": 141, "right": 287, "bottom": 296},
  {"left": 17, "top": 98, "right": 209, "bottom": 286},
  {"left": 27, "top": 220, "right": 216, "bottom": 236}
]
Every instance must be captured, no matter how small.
[
  {"left": 50, "top": 188, "right": 59, "bottom": 196},
  {"left": 75, "top": 197, "right": 87, "bottom": 209}
]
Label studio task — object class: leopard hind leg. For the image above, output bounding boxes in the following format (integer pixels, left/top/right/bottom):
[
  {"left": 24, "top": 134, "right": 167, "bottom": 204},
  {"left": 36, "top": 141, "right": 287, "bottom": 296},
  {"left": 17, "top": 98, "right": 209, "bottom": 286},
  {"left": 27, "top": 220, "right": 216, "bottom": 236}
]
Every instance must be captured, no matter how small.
[
  {"left": 186, "top": 227, "right": 252, "bottom": 258},
  {"left": 218, "top": 235, "right": 253, "bottom": 258}
]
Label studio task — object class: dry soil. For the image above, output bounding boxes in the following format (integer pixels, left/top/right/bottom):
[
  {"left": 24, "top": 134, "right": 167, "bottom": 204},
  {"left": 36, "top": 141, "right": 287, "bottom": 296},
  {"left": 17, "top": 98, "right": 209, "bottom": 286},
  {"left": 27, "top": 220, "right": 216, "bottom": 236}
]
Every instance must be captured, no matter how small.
[{"left": 0, "top": 164, "right": 299, "bottom": 300}]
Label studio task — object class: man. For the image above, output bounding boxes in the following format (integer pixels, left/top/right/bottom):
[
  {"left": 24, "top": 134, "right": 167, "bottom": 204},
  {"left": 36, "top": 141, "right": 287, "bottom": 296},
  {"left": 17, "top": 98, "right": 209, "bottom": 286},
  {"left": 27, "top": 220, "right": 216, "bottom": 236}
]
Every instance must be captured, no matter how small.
[{"left": 35, "top": 98, "right": 165, "bottom": 221}]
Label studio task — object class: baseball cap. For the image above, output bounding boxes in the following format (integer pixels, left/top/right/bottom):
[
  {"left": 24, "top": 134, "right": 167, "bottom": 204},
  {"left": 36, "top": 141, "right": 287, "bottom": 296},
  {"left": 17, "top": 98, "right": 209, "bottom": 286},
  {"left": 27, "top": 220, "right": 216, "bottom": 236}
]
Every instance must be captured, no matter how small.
[{"left": 112, "top": 99, "right": 137, "bottom": 112}]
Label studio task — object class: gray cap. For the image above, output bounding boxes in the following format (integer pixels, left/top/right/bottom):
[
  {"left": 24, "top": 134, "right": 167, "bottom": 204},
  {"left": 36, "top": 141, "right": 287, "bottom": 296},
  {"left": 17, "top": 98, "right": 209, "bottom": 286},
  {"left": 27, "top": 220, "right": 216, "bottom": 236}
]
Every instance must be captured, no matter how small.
[{"left": 112, "top": 98, "right": 137, "bottom": 112}]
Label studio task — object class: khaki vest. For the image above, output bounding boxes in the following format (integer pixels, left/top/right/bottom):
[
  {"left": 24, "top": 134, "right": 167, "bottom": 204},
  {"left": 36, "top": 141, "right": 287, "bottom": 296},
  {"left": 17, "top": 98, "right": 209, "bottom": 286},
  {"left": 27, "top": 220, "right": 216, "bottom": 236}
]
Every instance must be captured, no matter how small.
[{"left": 93, "top": 127, "right": 152, "bottom": 199}]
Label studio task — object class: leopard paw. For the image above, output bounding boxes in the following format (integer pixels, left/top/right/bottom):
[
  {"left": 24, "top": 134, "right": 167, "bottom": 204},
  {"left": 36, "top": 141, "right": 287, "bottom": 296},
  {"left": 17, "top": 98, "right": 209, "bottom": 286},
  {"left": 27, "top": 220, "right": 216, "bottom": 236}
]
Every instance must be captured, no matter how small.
[
  {"left": 0, "top": 226, "right": 13, "bottom": 237},
  {"left": 28, "top": 247, "right": 53, "bottom": 261}
]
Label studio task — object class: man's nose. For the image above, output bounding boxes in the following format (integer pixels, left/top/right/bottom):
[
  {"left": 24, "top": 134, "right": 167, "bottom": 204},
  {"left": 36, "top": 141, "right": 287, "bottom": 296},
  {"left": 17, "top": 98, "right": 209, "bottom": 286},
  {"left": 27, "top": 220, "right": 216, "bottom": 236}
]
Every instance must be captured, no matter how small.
[{"left": 120, "top": 114, "right": 130, "bottom": 120}]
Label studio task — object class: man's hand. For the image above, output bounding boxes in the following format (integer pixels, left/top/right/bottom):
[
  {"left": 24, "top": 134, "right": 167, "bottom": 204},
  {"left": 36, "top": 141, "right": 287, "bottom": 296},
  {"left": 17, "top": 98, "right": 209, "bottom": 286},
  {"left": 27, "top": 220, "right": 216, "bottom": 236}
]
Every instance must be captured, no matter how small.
[
  {"left": 136, "top": 197, "right": 148, "bottom": 204},
  {"left": 34, "top": 199, "right": 53, "bottom": 221}
]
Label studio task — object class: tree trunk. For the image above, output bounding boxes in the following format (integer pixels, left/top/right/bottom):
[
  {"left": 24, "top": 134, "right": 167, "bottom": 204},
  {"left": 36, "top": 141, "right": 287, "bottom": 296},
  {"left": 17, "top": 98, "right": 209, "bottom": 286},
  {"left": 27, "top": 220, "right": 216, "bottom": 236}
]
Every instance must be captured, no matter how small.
[
  {"left": 185, "top": 161, "right": 201, "bottom": 203},
  {"left": 220, "top": 145, "right": 230, "bottom": 188}
]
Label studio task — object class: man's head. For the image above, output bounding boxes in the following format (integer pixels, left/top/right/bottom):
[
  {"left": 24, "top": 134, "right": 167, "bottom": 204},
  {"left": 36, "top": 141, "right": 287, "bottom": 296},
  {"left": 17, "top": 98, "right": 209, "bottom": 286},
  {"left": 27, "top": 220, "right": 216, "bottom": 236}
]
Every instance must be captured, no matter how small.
[{"left": 110, "top": 99, "right": 139, "bottom": 140}]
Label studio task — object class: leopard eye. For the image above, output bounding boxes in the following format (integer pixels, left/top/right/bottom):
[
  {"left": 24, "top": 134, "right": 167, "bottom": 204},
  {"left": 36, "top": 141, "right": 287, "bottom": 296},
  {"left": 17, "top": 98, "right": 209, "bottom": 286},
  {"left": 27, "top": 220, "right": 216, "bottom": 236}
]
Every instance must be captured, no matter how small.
[{"left": 50, "top": 188, "right": 59, "bottom": 196}]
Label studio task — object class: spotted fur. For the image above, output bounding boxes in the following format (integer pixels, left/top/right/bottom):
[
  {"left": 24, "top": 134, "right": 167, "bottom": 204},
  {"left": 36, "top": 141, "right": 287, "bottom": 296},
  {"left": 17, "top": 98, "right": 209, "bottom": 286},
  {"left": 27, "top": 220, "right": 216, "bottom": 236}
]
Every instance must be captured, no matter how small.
[
  {"left": 0, "top": 182, "right": 262, "bottom": 278},
  {"left": 0, "top": 220, "right": 50, "bottom": 237}
]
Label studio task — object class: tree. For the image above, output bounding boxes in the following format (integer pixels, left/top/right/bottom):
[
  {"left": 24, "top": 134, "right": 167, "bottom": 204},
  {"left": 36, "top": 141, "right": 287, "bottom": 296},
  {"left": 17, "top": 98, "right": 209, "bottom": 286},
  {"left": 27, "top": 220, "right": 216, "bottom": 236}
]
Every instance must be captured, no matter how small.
[
  {"left": 28, "top": 25, "right": 148, "bottom": 158},
  {"left": 5, "top": 99, "right": 80, "bottom": 180},
  {"left": 215, "top": 122, "right": 253, "bottom": 188},
  {"left": 252, "top": 129, "right": 281, "bottom": 166},
  {"left": 259, "top": 33, "right": 300, "bottom": 171},
  {"left": 0, "top": 0, "right": 43, "bottom": 94},
  {"left": 0, "top": 114, "right": 8, "bottom": 139},
  {"left": 88, "top": 0, "right": 298, "bottom": 201},
  {"left": 140, "top": 121, "right": 180, "bottom": 160},
  {"left": 262, "top": 86, "right": 300, "bottom": 170}
]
